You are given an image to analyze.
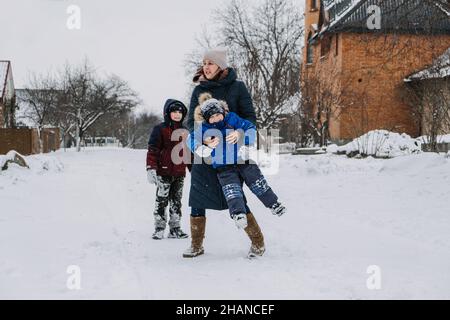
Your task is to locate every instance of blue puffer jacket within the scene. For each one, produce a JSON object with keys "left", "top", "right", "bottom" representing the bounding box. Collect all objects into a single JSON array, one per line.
[{"left": 187, "top": 112, "right": 256, "bottom": 169}]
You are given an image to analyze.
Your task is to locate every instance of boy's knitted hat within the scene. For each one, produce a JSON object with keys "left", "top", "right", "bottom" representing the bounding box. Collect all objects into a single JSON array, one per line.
[
  {"left": 168, "top": 101, "right": 185, "bottom": 114},
  {"left": 200, "top": 98, "right": 225, "bottom": 122}
]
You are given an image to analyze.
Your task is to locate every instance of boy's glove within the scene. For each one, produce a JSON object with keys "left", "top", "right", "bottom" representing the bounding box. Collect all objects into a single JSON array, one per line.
[
  {"left": 195, "top": 145, "right": 213, "bottom": 158},
  {"left": 147, "top": 169, "right": 159, "bottom": 185}
]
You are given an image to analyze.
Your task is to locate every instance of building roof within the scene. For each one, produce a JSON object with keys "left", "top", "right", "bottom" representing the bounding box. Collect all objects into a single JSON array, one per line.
[
  {"left": 405, "top": 47, "right": 450, "bottom": 81},
  {"left": 318, "top": 0, "right": 450, "bottom": 36},
  {"left": 0, "top": 61, "right": 10, "bottom": 100}
]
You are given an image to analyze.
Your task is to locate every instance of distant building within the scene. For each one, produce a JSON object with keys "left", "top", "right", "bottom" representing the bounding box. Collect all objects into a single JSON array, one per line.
[{"left": 83, "top": 137, "right": 122, "bottom": 148}]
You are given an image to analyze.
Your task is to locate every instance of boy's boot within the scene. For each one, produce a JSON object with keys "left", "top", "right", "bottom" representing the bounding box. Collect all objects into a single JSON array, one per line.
[
  {"left": 168, "top": 227, "right": 189, "bottom": 239},
  {"left": 183, "top": 216, "right": 206, "bottom": 258},
  {"left": 244, "top": 213, "right": 265, "bottom": 258},
  {"left": 152, "top": 228, "right": 165, "bottom": 240},
  {"left": 270, "top": 202, "right": 286, "bottom": 217}
]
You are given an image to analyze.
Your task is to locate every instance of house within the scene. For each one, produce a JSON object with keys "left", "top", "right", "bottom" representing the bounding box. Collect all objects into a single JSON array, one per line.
[
  {"left": 302, "top": 0, "right": 450, "bottom": 143},
  {"left": 0, "top": 63, "right": 61, "bottom": 155},
  {"left": 0, "top": 60, "right": 16, "bottom": 128}
]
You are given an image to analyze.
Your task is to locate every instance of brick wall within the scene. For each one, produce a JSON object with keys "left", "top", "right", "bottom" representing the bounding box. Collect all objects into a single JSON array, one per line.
[
  {"left": 338, "top": 33, "right": 450, "bottom": 140},
  {"left": 0, "top": 127, "right": 60, "bottom": 155},
  {"left": 301, "top": 0, "right": 450, "bottom": 142},
  {"left": 0, "top": 128, "right": 38, "bottom": 155}
]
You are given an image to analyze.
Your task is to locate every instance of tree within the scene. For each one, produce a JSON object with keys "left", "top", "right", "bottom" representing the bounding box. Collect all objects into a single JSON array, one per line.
[
  {"left": 19, "top": 72, "right": 61, "bottom": 152},
  {"left": 403, "top": 77, "right": 450, "bottom": 152},
  {"left": 186, "top": 0, "right": 304, "bottom": 130},
  {"left": 60, "top": 60, "right": 141, "bottom": 151},
  {"left": 86, "top": 110, "right": 160, "bottom": 149}
]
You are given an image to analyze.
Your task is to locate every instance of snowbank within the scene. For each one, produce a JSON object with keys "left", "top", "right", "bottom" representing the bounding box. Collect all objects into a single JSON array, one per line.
[
  {"left": 417, "top": 134, "right": 450, "bottom": 144},
  {"left": 2, "top": 148, "right": 450, "bottom": 299},
  {"left": 337, "top": 130, "right": 421, "bottom": 158},
  {"left": 0, "top": 152, "right": 64, "bottom": 186}
]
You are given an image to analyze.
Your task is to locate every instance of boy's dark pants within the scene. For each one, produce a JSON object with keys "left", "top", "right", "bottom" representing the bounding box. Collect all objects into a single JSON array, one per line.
[
  {"left": 154, "top": 176, "right": 184, "bottom": 230},
  {"left": 216, "top": 164, "right": 278, "bottom": 217}
]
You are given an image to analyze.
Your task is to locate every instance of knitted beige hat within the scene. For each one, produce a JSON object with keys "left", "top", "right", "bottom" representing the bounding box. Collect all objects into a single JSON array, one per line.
[{"left": 203, "top": 47, "right": 228, "bottom": 69}]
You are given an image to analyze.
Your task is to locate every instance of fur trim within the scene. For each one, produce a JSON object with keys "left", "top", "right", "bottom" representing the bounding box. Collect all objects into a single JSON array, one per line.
[
  {"left": 194, "top": 93, "right": 230, "bottom": 123},
  {"left": 194, "top": 105, "right": 204, "bottom": 122},
  {"left": 199, "top": 93, "right": 213, "bottom": 104}
]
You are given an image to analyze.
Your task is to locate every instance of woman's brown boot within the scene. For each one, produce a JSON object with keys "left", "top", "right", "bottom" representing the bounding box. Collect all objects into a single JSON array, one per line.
[
  {"left": 183, "top": 216, "right": 206, "bottom": 258},
  {"left": 244, "top": 213, "right": 265, "bottom": 258}
]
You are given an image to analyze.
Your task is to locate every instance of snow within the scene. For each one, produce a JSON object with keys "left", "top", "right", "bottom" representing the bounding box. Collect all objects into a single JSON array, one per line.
[
  {"left": 336, "top": 130, "right": 421, "bottom": 158},
  {"left": 1, "top": 147, "right": 450, "bottom": 299},
  {"left": 406, "top": 47, "right": 450, "bottom": 81},
  {"left": 323, "top": 0, "right": 364, "bottom": 32},
  {"left": 0, "top": 61, "right": 9, "bottom": 98},
  {"left": 417, "top": 134, "right": 450, "bottom": 144},
  {"left": 434, "top": 1, "right": 450, "bottom": 17}
]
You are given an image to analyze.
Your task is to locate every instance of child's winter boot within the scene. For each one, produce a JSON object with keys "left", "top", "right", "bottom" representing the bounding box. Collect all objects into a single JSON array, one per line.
[
  {"left": 168, "top": 227, "right": 189, "bottom": 239},
  {"left": 152, "top": 228, "right": 165, "bottom": 240},
  {"left": 270, "top": 202, "right": 286, "bottom": 217}
]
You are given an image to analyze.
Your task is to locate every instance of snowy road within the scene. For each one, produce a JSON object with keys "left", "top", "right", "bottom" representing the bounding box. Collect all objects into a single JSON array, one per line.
[{"left": 1, "top": 148, "right": 449, "bottom": 299}]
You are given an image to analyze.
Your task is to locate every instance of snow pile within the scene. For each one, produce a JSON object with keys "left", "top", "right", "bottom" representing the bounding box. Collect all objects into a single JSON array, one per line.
[
  {"left": 32, "top": 155, "right": 64, "bottom": 173},
  {"left": 406, "top": 47, "right": 450, "bottom": 81},
  {"left": 0, "top": 151, "right": 20, "bottom": 169},
  {"left": 281, "top": 152, "right": 383, "bottom": 176},
  {"left": 337, "top": 130, "right": 422, "bottom": 158},
  {"left": 379, "top": 152, "right": 449, "bottom": 174},
  {"left": 0, "top": 152, "right": 64, "bottom": 182},
  {"left": 2, "top": 148, "right": 450, "bottom": 299},
  {"left": 326, "top": 144, "right": 339, "bottom": 154},
  {"left": 417, "top": 134, "right": 450, "bottom": 144}
]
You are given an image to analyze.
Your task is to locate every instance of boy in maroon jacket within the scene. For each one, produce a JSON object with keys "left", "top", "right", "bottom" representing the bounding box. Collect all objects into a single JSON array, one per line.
[{"left": 146, "top": 99, "right": 189, "bottom": 240}]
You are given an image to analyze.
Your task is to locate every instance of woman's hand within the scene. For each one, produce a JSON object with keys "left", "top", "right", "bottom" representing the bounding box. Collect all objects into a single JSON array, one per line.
[
  {"left": 204, "top": 137, "right": 220, "bottom": 149},
  {"left": 226, "top": 131, "right": 241, "bottom": 145}
]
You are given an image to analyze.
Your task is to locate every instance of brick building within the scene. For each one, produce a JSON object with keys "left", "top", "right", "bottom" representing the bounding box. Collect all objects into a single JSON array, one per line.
[{"left": 302, "top": 0, "right": 450, "bottom": 143}]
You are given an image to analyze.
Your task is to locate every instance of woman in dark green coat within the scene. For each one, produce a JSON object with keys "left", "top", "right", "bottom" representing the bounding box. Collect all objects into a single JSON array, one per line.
[{"left": 183, "top": 48, "right": 266, "bottom": 259}]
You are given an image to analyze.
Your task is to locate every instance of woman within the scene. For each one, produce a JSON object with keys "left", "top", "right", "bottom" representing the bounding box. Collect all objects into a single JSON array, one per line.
[{"left": 183, "top": 48, "right": 265, "bottom": 259}]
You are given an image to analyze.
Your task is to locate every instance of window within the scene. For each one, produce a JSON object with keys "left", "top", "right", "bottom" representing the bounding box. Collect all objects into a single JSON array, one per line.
[
  {"left": 321, "top": 36, "right": 332, "bottom": 57},
  {"left": 307, "top": 33, "right": 314, "bottom": 64},
  {"left": 311, "top": 0, "right": 318, "bottom": 10}
]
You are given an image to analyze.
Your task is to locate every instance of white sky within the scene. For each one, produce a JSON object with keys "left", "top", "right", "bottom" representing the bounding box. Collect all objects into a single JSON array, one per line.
[{"left": 1, "top": 0, "right": 304, "bottom": 115}]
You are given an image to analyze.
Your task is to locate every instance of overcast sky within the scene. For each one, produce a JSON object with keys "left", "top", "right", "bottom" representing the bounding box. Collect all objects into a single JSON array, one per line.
[{"left": 2, "top": 0, "right": 304, "bottom": 115}]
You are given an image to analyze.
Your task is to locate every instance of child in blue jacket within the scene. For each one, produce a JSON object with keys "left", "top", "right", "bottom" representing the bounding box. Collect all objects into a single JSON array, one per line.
[{"left": 187, "top": 93, "right": 286, "bottom": 229}]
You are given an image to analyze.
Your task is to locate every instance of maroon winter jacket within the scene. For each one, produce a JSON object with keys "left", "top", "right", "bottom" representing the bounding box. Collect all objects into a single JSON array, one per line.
[{"left": 146, "top": 99, "right": 189, "bottom": 177}]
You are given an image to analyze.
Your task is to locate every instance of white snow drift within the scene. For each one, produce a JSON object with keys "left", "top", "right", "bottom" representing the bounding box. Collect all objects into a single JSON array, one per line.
[{"left": 1, "top": 147, "right": 450, "bottom": 299}]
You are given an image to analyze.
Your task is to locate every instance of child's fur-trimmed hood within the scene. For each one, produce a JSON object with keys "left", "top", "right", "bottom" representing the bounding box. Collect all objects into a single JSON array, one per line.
[{"left": 194, "top": 93, "right": 229, "bottom": 123}]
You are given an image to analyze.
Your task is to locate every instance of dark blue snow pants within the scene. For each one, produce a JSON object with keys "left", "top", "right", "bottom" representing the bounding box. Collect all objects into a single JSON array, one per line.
[{"left": 216, "top": 164, "right": 278, "bottom": 218}]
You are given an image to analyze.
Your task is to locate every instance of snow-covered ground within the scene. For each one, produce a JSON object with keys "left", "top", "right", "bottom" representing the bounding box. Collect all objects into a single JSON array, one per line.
[{"left": 1, "top": 148, "right": 450, "bottom": 299}]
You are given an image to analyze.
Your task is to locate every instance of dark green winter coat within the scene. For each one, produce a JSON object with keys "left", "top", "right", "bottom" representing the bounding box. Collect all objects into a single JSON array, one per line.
[{"left": 187, "top": 67, "right": 257, "bottom": 210}]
